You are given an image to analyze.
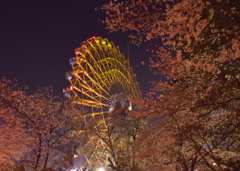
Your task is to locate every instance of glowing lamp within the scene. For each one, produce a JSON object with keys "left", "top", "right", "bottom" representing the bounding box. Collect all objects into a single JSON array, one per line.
[
  {"left": 63, "top": 88, "right": 71, "bottom": 97},
  {"left": 97, "top": 168, "right": 105, "bottom": 171},
  {"left": 95, "top": 39, "right": 100, "bottom": 43},
  {"left": 66, "top": 72, "right": 73, "bottom": 80},
  {"left": 75, "top": 50, "right": 80, "bottom": 55},
  {"left": 81, "top": 44, "right": 87, "bottom": 48},
  {"left": 69, "top": 58, "right": 76, "bottom": 66}
]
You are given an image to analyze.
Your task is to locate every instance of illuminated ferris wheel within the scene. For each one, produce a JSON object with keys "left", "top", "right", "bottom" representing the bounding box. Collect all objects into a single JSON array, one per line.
[{"left": 63, "top": 36, "right": 141, "bottom": 168}]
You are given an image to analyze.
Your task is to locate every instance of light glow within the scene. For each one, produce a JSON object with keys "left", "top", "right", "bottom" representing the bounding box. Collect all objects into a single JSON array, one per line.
[
  {"left": 128, "top": 100, "right": 132, "bottom": 110},
  {"left": 102, "top": 40, "right": 106, "bottom": 44},
  {"left": 97, "top": 168, "right": 105, "bottom": 171}
]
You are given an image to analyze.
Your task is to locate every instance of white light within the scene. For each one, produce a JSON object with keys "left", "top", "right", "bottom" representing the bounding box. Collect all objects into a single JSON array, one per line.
[
  {"left": 109, "top": 107, "right": 114, "bottom": 112},
  {"left": 97, "top": 168, "right": 105, "bottom": 171},
  {"left": 128, "top": 101, "right": 132, "bottom": 110}
]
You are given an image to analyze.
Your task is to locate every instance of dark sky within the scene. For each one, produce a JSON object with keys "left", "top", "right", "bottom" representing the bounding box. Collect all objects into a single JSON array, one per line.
[{"left": 0, "top": 0, "right": 153, "bottom": 97}]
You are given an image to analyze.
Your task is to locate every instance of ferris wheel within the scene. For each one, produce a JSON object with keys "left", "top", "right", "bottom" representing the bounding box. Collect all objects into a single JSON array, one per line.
[{"left": 63, "top": 36, "right": 141, "bottom": 168}]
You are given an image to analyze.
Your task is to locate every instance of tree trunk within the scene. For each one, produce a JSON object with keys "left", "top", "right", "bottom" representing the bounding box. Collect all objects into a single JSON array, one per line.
[{"left": 34, "top": 133, "right": 42, "bottom": 169}]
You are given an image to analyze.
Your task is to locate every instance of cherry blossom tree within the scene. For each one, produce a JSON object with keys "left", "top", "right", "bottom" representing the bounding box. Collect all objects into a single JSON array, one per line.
[
  {"left": 101, "top": 0, "right": 240, "bottom": 170},
  {"left": 0, "top": 78, "right": 31, "bottom": 170},
  {"left": 0, "top": 78, "right": 76, "bottom": 170}
]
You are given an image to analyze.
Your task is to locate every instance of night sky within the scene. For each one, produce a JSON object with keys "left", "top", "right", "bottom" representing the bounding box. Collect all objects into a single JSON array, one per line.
[{"left": 0, "top": 0, "right": 153, "bottom": 97}]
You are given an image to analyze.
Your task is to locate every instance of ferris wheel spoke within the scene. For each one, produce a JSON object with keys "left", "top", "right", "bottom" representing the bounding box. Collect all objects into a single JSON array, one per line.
[
  {"left": 73, "top": 100, "right": 107, "bottom": 108},
  {"left": 77, "top": 62, "right": 111, "bottom": 95},
  {"left": 73, "top": 73, "right": 109, "bottom": 99},
  {"left": 95, "top": 58, "right": 130, "bottom": 76}
]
